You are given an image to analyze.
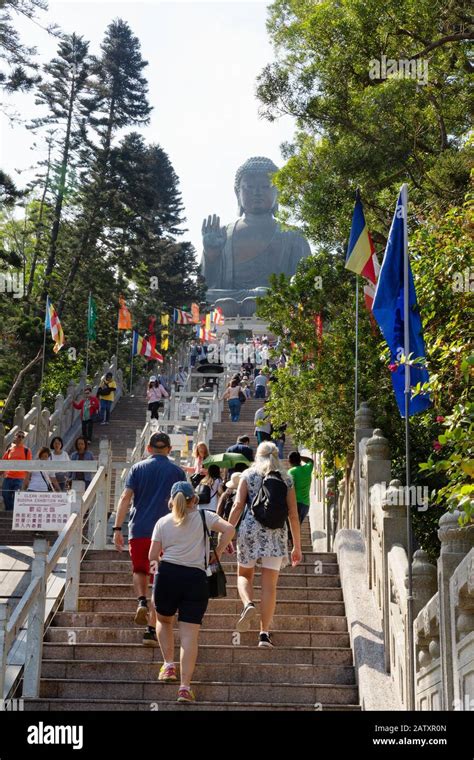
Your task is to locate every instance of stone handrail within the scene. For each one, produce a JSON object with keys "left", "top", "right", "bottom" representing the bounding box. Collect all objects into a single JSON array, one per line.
[
  {"left": 0, "top": 355, "right": 123, "bottom": 457},
  {"left": 0, "top": 439, "right": 110, "bottom": 699},
  {"left": 333, "top": 401, "right": 473, "bottom": 711}
]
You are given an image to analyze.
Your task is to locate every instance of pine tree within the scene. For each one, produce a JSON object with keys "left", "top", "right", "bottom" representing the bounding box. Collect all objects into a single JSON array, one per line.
[
  {"left": 27, "top": 33, "right": 94, "bottom": 302},
  {"left": 0, "top": 0, "right": 46, "bottom": 92},
  {"left": 56, "top": 19, "right": 152, "bottom": 314}
]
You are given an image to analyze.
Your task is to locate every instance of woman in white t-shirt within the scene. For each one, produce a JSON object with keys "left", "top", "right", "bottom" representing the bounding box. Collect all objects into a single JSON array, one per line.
[
  {"left": 49, "top": 436, "right": 70, "bottom": 491},
  {"left": 149, "top": 481, "right": 234, "bottom": 704},
  {"left": 22, "top": 447, "right": 60, "bottom": 493}
]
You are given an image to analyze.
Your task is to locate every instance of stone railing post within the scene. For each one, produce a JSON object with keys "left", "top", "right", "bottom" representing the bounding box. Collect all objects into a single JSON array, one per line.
[
  {"left": 437, "top": 511, "right": 474, "bottom": 710},
  {"left": 372, "top": 479, "right": 410, "bottom": 671},
  {"left": 23, "top": 537, "right": 48, "bottom": 698},
  {"left": 13, "top": 403, "right": 25, "bottom": 432},
  {"left": 411, "top": 550, "right": 438, "bottom": 707},
  {"left": 63, "top": 481, "right": 85, "bottom": 611},
  {"left": 0, "top": 601, "right": 8, "bottom": 698},
  {"left": 30, "top": 393, "right": 41, "bottom": 448},
  {"left": 37, "top": 408, "right": 50, "bottom": 449},
  {"left": 451, "top": 548, "right": 474, "bottom": 711},
  {"left": 0, "top": 421, "right": 5, "bottom": 457},
  {"left": 91, "top": 439, "right": 109, "bottom": 550},
  {"left": 364, "top": 429, "right": 390, "bottom": 589},
  {"left": 354, "top": 402, "right": 374, "bottom": 530},
  {"left": 54, "top": 393, "right": 64, "bottom": 436}
]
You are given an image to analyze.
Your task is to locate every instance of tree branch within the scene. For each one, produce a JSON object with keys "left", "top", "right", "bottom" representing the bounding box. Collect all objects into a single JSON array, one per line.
[
  {"left": 1, "top": 347, "right": 43, "bottom": 419},
  {"left": 413, "top": 33, "right": 474, "bottom": 59}
]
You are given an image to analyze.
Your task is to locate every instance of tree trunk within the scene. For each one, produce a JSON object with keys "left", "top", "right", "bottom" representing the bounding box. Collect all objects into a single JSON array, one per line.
[{"left": 41, "top": 71, "right": 76, "bottom": 304}]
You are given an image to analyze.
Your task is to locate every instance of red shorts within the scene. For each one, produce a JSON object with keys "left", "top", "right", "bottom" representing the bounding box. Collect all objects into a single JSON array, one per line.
[{"left": 128, "top": 537, "right": 152, "bottom": 575}]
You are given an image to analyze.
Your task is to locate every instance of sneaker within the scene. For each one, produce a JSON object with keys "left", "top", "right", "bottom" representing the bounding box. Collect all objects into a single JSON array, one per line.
[
  {"left": 158, "top": 663, "right": 177, "bottom": 681},
  {"left": 177, "top": 687, "right": 195, "bottom": 703},
  {"left": 258, "top": 632, "right": 274, "bottom": 648},
  {"left": 134, "top": 602, "right": 149, "bottom": 626},
  {"left": 236, "top": 602, "right": 257, "bottom": 633},
  {"left": 100, "top": 422, "right": 107, "bottom": 426},
  {"left": 142, "top": 630, "right": 159, "bottom": 647}
]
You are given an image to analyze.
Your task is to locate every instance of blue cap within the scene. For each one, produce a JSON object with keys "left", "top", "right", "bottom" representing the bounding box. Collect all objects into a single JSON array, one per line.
[{"left": 171, "top": 481, "right": 195, "bottom": 499}]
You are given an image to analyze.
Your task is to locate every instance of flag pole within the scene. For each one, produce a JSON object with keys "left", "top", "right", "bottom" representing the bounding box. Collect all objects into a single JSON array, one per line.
[
  {"left": 129, "top": 331, "right": 134, "bottom": 394},
  {"left": 85, "top": 291, "right": 91, "bottom": 380},
  {"left": 402, "top": 182, "right": 415, "bottom": 710},
  {"left": 39, "top": 296, "right": 49, "bottom": 403},
  {"left": 354, "top": 277, "right": 359, "bottom": 416}
]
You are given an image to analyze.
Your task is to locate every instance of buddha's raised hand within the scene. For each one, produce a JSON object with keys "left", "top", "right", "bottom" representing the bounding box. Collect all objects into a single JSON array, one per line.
[{"left": 202, "top": 214, "right": 227, "bottom": 251}]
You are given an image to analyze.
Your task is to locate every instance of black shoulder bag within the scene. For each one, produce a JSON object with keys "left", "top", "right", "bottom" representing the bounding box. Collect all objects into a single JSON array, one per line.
[{"left": 199, "top": 510, "right": 227, "bottom": 598}]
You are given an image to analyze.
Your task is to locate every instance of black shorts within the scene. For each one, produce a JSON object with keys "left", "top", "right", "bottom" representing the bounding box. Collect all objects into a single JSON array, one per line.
[{"left": 152, "top": 561, "right": 209, "bottom": 625}]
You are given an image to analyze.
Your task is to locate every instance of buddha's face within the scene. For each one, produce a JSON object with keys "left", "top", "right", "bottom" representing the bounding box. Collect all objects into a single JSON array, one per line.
[{"left": 238, "top": 171, "right": 277, "bottom": 215}]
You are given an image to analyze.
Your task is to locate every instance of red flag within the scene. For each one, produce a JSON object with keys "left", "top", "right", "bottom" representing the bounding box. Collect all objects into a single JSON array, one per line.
[{"left": 148, "top": 316, "right": 157, "bottom": 350}]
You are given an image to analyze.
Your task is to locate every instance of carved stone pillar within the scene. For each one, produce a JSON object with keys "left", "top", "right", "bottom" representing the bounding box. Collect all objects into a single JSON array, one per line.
[
  {"left": 365, "top": 429, "right": 390, "bottom": 589},
  {"left": 437, "top": 511, "right": 474, "bottom": 710},
  {"left": 354, "top": 402, "right": 374, "bottom": 530}
]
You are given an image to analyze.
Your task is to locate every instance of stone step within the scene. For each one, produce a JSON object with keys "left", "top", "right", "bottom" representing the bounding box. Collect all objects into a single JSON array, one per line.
[
  {"left": 53, "top": 611, "right": 348, "bottom": 632},
  {"left": 24, "top": 697, "right": 361, "bottom": 712},
  {"left": 42, "top": 642, "right": 354, "bottom": 667},
  {"left": 80, "top": 560, "right": 340, "bottom": 576},
  {"left": 82, "top": 550, "right": 337, "bottom": 563},
  {"left": 76, "top": 597, "right": 346, "bottom": 616},
  {"left": 38, "top": 677, "right": 359, "bottom": 705},
  {"left": 77, "top": 583, "right": 344, "bottom": 602},
  {"left": 40, "top": 659, "right": 356, "bottom": 685},
  {"left": 45, "top": 626, "right": 351, "bottom": 648},
  {"left": 78, "top": 570, "right": 340, "bottom": 588}
]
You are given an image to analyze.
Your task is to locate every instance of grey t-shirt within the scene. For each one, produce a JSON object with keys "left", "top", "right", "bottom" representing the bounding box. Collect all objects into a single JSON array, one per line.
[{"left": 151, "top": 509, "right": 220, "bottom": 572}]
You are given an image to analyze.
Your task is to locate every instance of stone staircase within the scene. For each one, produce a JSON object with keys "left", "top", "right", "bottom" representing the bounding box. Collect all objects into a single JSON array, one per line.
[
  {"left": 22, "top": 517, "right": 359, "bottom": 711},
  {"left": 88, "top": 391, "right": 149, "bottom": 512},
  {"left": 211, "top": 398, "right": 293, "bottom": 458}
]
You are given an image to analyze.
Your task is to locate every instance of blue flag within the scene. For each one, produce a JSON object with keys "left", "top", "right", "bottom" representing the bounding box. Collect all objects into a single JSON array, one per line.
[{"left": 372, "top": 188, "right": 431, "bottom": 417}]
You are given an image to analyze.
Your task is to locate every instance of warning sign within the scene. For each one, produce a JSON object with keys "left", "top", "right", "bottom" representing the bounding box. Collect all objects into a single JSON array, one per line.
[{"left": 13, "top": 492, "right": 71, "bottom": 532}]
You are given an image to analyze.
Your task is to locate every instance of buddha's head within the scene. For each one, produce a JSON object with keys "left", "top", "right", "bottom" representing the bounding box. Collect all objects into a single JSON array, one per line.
[{"left": 234, "top": 156, "right": 279, "bottom": 216}]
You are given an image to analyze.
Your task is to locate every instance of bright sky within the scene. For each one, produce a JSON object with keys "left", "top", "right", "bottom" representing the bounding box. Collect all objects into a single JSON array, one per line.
[{"left": 0, "top": 0, "right": 296, "bottom": 260}]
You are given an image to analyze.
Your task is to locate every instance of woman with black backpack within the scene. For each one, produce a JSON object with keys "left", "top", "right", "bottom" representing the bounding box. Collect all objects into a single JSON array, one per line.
[{"left": 227, "top": 441, "right": 302, "bottom": 648}]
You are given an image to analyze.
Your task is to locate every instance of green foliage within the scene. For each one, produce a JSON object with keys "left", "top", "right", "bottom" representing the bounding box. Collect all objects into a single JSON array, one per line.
[{"left": 258, "top": 0, "right": 473, "bottom": 248}]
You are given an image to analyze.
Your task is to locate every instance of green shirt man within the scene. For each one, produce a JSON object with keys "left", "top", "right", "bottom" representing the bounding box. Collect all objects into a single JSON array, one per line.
[{"left": 288, "top": 452, "right": 314, "bottom": 524}]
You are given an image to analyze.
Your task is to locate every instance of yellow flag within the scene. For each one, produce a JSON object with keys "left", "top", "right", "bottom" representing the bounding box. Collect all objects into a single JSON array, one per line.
[
  {"left": 205, "top": 313, "right": 211, "bottom": 331},
  {"left": 161, "top": 335, "right": 169, "bottom": 351},
  {"left": 161, "top": 313, "right": 169, "bottom": 327}
]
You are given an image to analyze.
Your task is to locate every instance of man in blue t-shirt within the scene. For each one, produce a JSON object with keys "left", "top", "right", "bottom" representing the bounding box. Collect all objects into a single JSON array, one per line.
[{"left": 113, "top": 432, "right": 185, "bottom": 645}]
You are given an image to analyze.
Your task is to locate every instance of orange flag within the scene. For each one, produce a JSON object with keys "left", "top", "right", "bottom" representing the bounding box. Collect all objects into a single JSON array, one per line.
[{"left": 118, "top": 296, "right": 132, "bottom": 330}]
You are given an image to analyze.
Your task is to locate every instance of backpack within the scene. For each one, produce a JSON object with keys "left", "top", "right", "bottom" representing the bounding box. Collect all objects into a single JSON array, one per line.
[
  {"left": 223, "top": 490, "right": 236, "bottom": 521},
  {"left": 251, "top": 471, "right": 288, "bottom": 529},
  {"left": 196, "top": 482, "right": 212, "bottom": 505}
]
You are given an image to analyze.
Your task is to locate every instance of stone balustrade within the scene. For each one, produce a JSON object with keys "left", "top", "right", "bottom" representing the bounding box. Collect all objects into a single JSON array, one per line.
[
  {"left": 335, "top": 401, "right": 474, "bottom": 711},
  {"left": 0, "top": 355, "right": 123, "bottom": 456}
]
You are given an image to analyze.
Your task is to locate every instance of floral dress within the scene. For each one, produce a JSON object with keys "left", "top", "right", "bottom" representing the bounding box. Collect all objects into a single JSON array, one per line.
[{"left": 237, "top": 468, "right": 293, "bottom": 569}]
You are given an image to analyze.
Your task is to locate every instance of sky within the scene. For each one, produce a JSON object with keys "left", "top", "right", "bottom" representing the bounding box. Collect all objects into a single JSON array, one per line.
[{"left": 0, "top": 0, "right": 297, "bottom": 260}]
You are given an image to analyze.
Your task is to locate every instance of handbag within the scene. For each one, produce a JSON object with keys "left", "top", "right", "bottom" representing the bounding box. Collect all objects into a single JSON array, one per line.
[
  {"left": 238, "top": 390, "right": 246, "bottom": 404},
  {"left": 199, "top": 510, "right": 227, "bottom": 598}
]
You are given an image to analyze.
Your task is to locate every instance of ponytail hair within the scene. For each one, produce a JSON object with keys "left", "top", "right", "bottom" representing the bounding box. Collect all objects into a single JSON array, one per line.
[{"left": 169, "top": 492, "right": 194, "bottom": 526}]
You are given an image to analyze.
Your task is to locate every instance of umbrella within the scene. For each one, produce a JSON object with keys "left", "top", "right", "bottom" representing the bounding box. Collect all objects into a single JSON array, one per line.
[{"left": 202, "top": 452, "right": 251, "bottom": 469}]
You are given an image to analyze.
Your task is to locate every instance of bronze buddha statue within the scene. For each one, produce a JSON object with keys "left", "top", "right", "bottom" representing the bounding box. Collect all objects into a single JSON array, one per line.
[{"left": 201, "top": 156, "right": 311, "bottom": 317}]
